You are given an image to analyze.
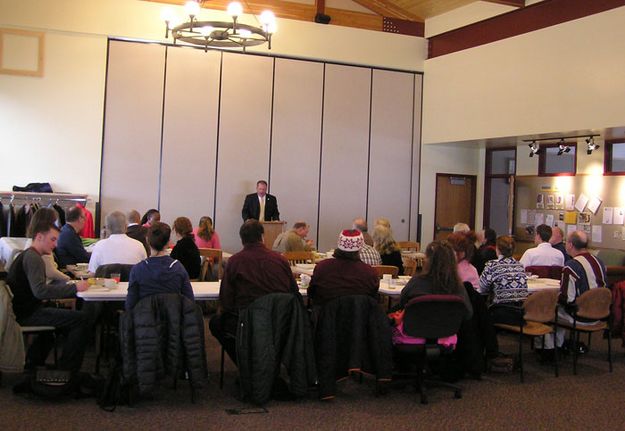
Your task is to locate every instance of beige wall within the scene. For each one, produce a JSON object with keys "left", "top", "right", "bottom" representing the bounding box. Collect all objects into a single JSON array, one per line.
[
  {"left": 0, "top": 0, "right": 425, "bottom": 204},
  {"left": 422, "top": 6, "right": 625, "bottom": 145}
]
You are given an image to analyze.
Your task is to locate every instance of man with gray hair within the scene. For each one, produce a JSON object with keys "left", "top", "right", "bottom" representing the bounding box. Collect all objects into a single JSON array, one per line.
[
  {"left": 352, "top": 217, "right": 374, "bottom": 246},
  {"left": 87, "top": 211, "right": 147, "bottom": 273},
  {"left": 272, "top": 221, "right": 314, "bottom": 252}
]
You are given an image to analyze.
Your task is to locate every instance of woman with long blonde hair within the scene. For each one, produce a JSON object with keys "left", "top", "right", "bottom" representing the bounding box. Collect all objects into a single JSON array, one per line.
[{"left": 372, "top": 224, "right": 404, "bottom": 275}]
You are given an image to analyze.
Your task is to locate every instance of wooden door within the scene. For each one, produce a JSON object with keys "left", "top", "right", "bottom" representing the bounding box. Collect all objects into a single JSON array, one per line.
[{"left": 434, "top": 174, "right": 476, "bottom": 241}]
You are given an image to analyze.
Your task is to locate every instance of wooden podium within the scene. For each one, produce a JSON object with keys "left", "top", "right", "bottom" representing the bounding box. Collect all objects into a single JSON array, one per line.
[{"left": 261, "top": 221, "right": 286, "bottom": 250}]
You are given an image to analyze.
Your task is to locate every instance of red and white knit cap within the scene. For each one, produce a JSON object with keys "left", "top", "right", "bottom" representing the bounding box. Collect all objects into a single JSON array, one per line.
[{"left": 337, "top": 229, "right": 364, "bottom": 252}]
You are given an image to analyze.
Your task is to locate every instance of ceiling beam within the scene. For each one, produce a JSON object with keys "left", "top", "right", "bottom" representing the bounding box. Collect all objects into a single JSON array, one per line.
[
  {"left": 483, "top": 0, "right": 525, "bottom": 7},
  {"left": 350, "top": 0, "right": 423, "bottom": 21}
]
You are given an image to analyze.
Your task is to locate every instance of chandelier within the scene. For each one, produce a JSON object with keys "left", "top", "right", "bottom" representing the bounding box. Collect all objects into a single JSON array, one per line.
[{"left": 160, "top": 1, "right": 277, "bottom": 52}]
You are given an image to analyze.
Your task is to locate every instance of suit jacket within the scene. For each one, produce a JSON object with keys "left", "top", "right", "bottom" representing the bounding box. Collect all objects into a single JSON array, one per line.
[
  {"left": 241, "top": 193, "right": 280, "bottom": 222},
  {"left": 126, "top": 224, "right": 150, "bottom": 256}
]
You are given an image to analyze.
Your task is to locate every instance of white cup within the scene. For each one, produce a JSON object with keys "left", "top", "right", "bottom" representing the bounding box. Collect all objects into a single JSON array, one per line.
[
  {"left": 382, "top": 274, "right": 392, "bottom": 282},
  {"left": 300, "top": 274, "right": 311, "bottom": 288}
]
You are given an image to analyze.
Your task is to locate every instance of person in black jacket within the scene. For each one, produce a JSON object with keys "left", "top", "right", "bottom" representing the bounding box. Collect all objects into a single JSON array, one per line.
[
  {"left": 241, "top": 180, "right": 280, "bottom": 222},
  {"left": 170, "top": 217, "right": 201, "bottom": 280},
  {"left": 372, "top": 224, "right": 404, "bottom": 275},
  {"left": 56, "top": 206, "right": 90, "bottom": 268}
]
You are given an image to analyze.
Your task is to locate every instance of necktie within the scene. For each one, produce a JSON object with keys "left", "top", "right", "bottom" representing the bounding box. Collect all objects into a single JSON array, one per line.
[{"left": 259, "top": 196, "right": 265, "bottom": 221}]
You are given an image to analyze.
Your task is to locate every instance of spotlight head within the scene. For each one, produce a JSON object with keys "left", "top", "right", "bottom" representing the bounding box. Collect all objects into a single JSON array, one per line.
[
  {"left": 557, "top": 144, "right": 565, "bottom": 156},
  {"left": 586, "top": 137, "right": 599, "bottom": 154},
  {"left": 528, "top": 141, "right": 539, "bottom": 157}
]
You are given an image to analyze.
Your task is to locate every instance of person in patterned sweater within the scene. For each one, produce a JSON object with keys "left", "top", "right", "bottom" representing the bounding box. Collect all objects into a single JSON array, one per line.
[{"left": 478, "top": 235, "right": 528, "bottom": 358}]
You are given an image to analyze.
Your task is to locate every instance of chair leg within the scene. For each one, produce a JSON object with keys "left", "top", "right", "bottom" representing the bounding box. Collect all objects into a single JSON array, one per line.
[
  {"left": 607, "top": 323, "right": 613, "bottom": 373},
  {"left": 572, "top": 326, "right": 579, "bottom": 376},
  {"left": 220, "top": 345, "right": 225, "bottom": 389},
  {"left": 53, "top": 332, "right": 58, "bottom": 367},
  {"left": 518, "top": 328, "right": 524, "bottom": 383},
  {"left": 587, "top": 332, "right": 592, "bottom": 350}
]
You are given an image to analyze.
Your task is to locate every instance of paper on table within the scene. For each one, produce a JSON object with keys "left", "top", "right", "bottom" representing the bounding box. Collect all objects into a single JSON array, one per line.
[
  {"left": 592, "top": 225, "right": 602, "bottom": 243},
  {"left": 603, "top": 207, "right": 614, "bottom": 224},
  {"left": 575, "top": 194, "right": 589, "bottom": 212},
  {"left": 545, "top": 214, "right": 554, "bottom": 227},
  {"left": 520, "top": 209, "right": 528, "bottom": 224},
  {"left": 587, "top": 196, "right": 602, "bottom": 215},
  {"left": 614, "top": 207, "right": 625, "bottom": 225}
]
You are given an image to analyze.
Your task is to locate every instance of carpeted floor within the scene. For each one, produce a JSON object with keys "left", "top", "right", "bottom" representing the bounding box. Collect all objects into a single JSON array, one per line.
[{"left": 1, "top": 330, "right": 624, "bottom": 431}]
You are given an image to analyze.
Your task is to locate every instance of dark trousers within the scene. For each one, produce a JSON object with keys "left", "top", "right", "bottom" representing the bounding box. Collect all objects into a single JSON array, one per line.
[
  {"left": 209, "top": 312, "right": 238, "bottom": 365},
  {"left": 19, "top": 307, "right": 89, "bottom": 372}
]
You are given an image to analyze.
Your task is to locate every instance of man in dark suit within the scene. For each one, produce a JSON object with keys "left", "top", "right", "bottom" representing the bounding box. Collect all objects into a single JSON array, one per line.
[
  {"left": 241, "top": 180, "right": 280, "bottom": 222},
  {"left": 126, "top": 209, "right": 150, "bottom": 256}
]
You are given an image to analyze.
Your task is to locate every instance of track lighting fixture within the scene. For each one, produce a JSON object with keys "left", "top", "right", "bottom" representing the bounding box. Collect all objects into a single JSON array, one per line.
[
  {"left": 529, "top": 141, "right": 539, "bottom": 158},
  {"left": 557, "top": 139, "right": 571, "bottom": 156},
  {"left": 586, "top": 137, "right": 600, "bottom": 155},
  {"left": 523, "top": 134, "right": 600, "bottom": 157}
]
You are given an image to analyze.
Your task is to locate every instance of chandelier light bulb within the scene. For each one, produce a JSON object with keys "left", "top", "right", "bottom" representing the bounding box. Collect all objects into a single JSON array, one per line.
[
  {"left": 260, "top": 10, "right": 276, "bottom": 28},
  {"left": 185, "top": 1, "right": 201, "bottom": 17},
  {"left": 227, "top": 2, "right": 243, "bottom": 18},
  {"left": 160, "top": 7, "right": 175, "bottom": 23},
  {"left": 238, "top": 29, "right": 252, "bottom": 38},
  {"left": 200, "top": 26, "right": 214, "bottom": 37}
]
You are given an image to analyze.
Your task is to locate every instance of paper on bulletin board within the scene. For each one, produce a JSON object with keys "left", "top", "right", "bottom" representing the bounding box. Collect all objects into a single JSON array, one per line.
[
  {"left": 603, "top": 207, "right": 613, "bottom": 224},
  {"left": 614, "top": 208, "right": 625, "bottom": 225},
  {"left": 545, "top": 214, "right": 554, "bottom": 227},
  {"left": 564, "top": 212, "right": 577, "bottom": 224},
  {"left": 566, "top": 225, "right": 576, "bottom": 237},
  {"left": 527, "top": 210, "right": 536, "bottom": 225},
  {"left": 536, "top": 193, "right": 544, "bottom": 209},
  {"left": 535, "top": 212, "right": 545, "bottom": 226},
  {"left": 575, "top": 194, "right": 589, "bottom": 212},
  {"left": 546, "top": 194, "right": 555, "bottom": 209},
  {"left": 592, "top": 225, "right": 602, "bottom": 243},
  {"left": 565, "top": 194, "right": 576, "bottom": 211},
  {"left": 587, "top": 196, "right": 602, "bottom": 215},
  {"left": 555, "top": 195, "right": 564, "bottom": 209},
  {"left": 520, "top": 209, "right": 528, "bottom": 224}
]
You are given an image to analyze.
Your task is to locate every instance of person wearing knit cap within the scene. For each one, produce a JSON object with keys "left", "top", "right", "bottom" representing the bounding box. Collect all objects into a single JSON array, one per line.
[{"left": 308, "top": 229, "right": 379, "bottom": 306}]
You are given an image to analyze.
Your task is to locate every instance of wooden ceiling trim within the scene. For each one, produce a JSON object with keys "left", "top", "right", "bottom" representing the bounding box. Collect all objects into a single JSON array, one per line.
[
  {"left": 428, "top": 0, "right": 625, "bottom": 58},
  {"left": 483, "top": 0, "right": 524, "bottom": 6},
  {"left": 145, "top": 0, "right": 424, "bottom": 36},
  {"left": 350, "top": 0, "right": 423, "bottom": 21}
]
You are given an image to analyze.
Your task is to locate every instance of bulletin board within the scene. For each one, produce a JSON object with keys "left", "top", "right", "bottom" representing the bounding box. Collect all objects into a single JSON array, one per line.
[{"left": 514, "top": 175, "right": 625, "bottom": 249}]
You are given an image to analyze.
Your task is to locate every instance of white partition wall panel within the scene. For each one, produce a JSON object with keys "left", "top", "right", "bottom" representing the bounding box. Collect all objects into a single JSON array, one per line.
[
  {"left": 101, "top": 41, "right": 165, "bottom": 226},
  {"left": 215, "top": 53, "right": 274, "bottom": 252},
  {"left": 410, "top": 74, "right": 423, "bottom": 242},
  {"left": 318, "top": 64, "right": 371, "bottom": 251},
  {"left": 270, "top": 59, "right": 323, "bottom": 241},
  {"left": 159, "top": 47, "right": 221, "bottom": 227},
  {"left": 368, "top": 70, "right": 415, "bottom": 242}
]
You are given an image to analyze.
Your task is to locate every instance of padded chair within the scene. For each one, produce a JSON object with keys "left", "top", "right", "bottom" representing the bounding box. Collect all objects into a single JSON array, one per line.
[
  {"left": 283, "top": 251, "right": 315, "bottom": 266},
  {"left": 525, "top": 265, "right": 563, "bottom": 280},
  {"left": 198, "top": 248, "right": 223, "bottom": 281},
  {"left": 394, "top": 294, "right": 467, "bottom": 404},
  {"left": 398, "top": 241, "right": 420, "bottom": 252},
  {"left": 402, "top": 258, "right": 417, "bottom": 277},
  {"left": 372, "top": 265, "right": 399, "bottom": 279},
  {"left": 94, "top": 263, "right": 134, "bottom": 281},
  {"left": 557, "top": 288, "right": 612, "bottom": 375},
  {"left": 494, "top": 289, "right": 559, "bottom": 382}
]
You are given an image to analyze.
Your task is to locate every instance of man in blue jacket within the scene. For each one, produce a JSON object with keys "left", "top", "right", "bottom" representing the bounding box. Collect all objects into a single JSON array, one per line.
[{"left": 56, "top": 206, "right": 90, "bottom": 268}]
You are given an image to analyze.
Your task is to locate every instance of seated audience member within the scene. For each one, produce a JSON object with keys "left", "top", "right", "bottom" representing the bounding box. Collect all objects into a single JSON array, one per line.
[
  {"left": 88, "top": 211, "right": 147, "bottom": 273},
  {"left": 272, "top": 221, "right": 314, "bottom": 252},
  {"left": 27, "top": 207, "right": 70, "bottom": 283},
  {"left": 140, "top": 209, "right": 160, "bottom": 228},
  {"left": 447, "top": 231, "right": 480, "bottom": 291},
  {"left": 375, "top": 217, "right": 392, "bottom": 231},
  {"left": 479, "top": 235, "right": 528, "bottom": 324},
  {"left": 519, "top": 224, "right": 564, "bottom": 268},
  {"left": 472, "top": 228, "right": 497, "bottom": 275},
  {"left": 308, "top": 230, "right": 379, "bottom": 305},
  {"left": 209, "top": 220, "right": 298, "bottom": 363},
  {"left": 171, "top": 217, "right": 201, "bottom": 279},
  {"left": 398, "top": 240, "right": 472, "bottom": 315},
  {"left": 353, "top": 219, "right": 381, "bottom": 265},
  {"left": 538, "top": 231, "right": 607, "bottom": 356},
  {"left": 372, "top": 225, "right": 404, "bottom": 275},
  {"left": 453, "top": 223, "right": 470, "bottom": 233},
  {"left": 126, "top": 222, "right": 194, "bottom": 310},
  {"left": 549, "top": 226, "right": 571, "bottom": 262},
  {"left": 193, "top": 216, "right": 222, "bottom": 249},
  {"left": 126, "top": 209, "right": 150, "bottom": 256},
  {"left": 7, "top": 220, "right": 89, "bottom": 371},
  {"left": 56, "top": 206, "right": 91, "bottom": 268},
  {"left": 353, "top": 217, "right": 374, "bottom": 246}
]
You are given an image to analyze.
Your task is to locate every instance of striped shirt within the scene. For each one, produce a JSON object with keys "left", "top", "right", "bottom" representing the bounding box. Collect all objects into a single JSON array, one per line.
[
  {"left": 560, "top": 252, "right": 607, "bottom": 304},
  {"left": 359, "top": 244, "right": 382, "bottom": 266},
  {"left": 479, "top": 257, "right": 528, "bottom": 304}
]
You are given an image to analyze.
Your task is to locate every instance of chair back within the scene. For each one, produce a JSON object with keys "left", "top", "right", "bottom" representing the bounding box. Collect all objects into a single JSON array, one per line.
[
  {"left": 94, "top": 263, "right": 134, "bottom": 281},
  {"left": 525, "top": 265, "right": 562, "bottom": 280},
  {"left": 575, "top": 288, "right": 612, "bottom": 320},
  {"left": 198, "top": 248, "right": 223, "bottom": 280},
  {"left": 398, "top": 241, "right": 420, "bottom": 252},
  {"left": 402, "top": 294, "right": 466, "bottom": 339},
  {"left": 372, "top": 265, "right": 399, "bottom": 279},
  {"left": 523, "top": 289, "right": 558, "bottom": 323},
  {"left": 403, "top": 258, "right": 417, "bottom": 277},
  {"left": 283, "top": 251, "right": 314, "bottom": 265}
]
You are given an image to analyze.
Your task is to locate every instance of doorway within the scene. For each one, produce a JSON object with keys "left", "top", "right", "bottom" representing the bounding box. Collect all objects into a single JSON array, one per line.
[{"left": 434, "top": 174, "right": 476, "bottom": 241}]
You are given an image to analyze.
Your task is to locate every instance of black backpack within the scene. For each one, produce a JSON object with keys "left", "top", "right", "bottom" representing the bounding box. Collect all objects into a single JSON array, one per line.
[{"left": 97, "top": 355, "right": 136, "bottom": 411}]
